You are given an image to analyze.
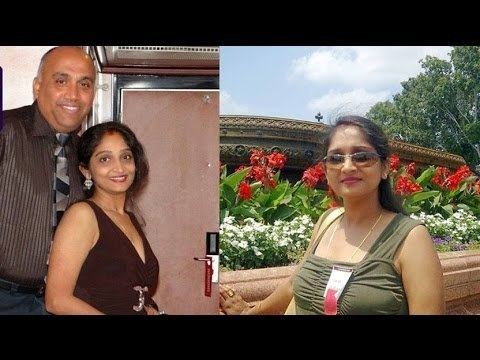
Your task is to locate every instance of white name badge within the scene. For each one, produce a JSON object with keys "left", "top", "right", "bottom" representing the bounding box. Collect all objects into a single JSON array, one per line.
[{"left": 324, "top": 265, "right": 353, "bottom": 300}]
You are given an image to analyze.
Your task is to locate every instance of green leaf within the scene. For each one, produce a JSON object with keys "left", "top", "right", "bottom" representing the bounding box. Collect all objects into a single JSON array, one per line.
[
  {"left": 254, "top": 192, "right": 270, "bottom": 207},
  {"left": 457, "top": 203, "right": 471, "bottom": 211},
  {"left": 441, "top": 204, "right": 454, "bottom": 215},
  {"left": 230, "top": 206, "right": 259, "bottom": 219},
  {"left": 274, "top": 171, "right": 281, "bottom": 182},
  {"left": 279, "top": 192, "right": 293, "bottom": 205},
  {"left": 404, "top": 190, "right": 439, "bottom": 205},
  {"left": 267, "top": 182, "right": 289, "bottom": 207},
  {"left": 404, "top": 204, "right": 421, "bottom": 214},
  {"left": 296, "top": 194, "right": 309, "bottom": 209},
  {"left": 292, "top": 180, "right": 302, "bottom": 188},
  {"left": 220, "top": 164, "right": 227, "bottom": 180},
  {"left": 416, "top": 166, "right": 436, "bottom": 185},
  {"left": 270, "top": 205, "right": 298, "bottom": 221},
  {"left": 250, "top": 181, "right": 262, "bottom": 192},
  {"left": 319, "top": 196, "right": 332, "bottom": 208},
  {"left": 458, "top": 181, "right": 469, "bottom": 193},
  {"left": 220, "top": 183, "right": 237, "bottom": 207},
  {"left": 447, "top": 184, "right": 466, "bottom": 201},
  {"left": 222, "top": 167, "right": 250, "bottom": 189},
  {"left": 220, "top": 208, "right": 228, "bottom": 222}
]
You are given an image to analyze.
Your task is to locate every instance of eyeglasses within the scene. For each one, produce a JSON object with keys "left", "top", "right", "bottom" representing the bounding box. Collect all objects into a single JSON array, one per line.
[{"left": 323, "top": 152, "right": 382, "bottom": 169}]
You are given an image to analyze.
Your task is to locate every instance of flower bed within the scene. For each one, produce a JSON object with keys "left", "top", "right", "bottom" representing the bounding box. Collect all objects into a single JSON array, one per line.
[
  {"left": 221, "top": 210, "right": 480, "bottom": 270},
  {"left": 411, "top": 210, "right": 480, "bottom": 252},
  {"left": 220, "top": 149, "right": 480, "bottom": 270},
  {"left": 220, "top": 215, "right": 313, "bottom": 271}
]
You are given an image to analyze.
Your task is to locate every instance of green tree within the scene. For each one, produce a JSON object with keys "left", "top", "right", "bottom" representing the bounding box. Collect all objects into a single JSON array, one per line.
[{"left": 367, "top": 47, "right": 480, "bottom": 169}]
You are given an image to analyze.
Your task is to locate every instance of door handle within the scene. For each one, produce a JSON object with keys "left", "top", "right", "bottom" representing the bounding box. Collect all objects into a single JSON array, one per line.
[
  {"left": 193, "top": 257, "right": 211, "bottom": 262},
  {"left": 194, "top": 257, "right": 212, "bottom": 297}
]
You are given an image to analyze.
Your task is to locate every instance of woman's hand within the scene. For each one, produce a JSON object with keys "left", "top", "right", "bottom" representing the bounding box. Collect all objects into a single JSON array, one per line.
[
  {"left": 219, "top": 285, "right": 252, "bottom": 315},
  {"left": 145, "top": 305, "right": 159, "bottom": 315},
  {"left": 145, "top": 305, "right": 166, "bottom": 315}
]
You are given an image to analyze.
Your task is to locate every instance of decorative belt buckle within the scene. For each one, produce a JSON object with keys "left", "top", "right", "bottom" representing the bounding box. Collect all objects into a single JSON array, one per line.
[{"left": 133, "top": 285, "right": 149, "bottom": 312}]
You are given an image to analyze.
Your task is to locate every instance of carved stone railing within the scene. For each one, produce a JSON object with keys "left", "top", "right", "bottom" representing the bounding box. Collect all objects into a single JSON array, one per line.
[
  {"left": 220, "top": 250, "right": 480, "bottom": 315},
  {"left": 220, "top": 115, "right": 327, "bottom": 171},
  {"left": 220, "top": 115, "right": 466, "bottom": 176},
  {"left": 389, "top": 139, "right": 466, "bottom": 171}
]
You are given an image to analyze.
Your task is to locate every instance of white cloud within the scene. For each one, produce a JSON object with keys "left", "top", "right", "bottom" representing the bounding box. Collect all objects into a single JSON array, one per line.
[
  {"left": 289, "top": 46, "right": 452, "bottom": 92},
  {"left": 220, "top": 90, "right": 250, "bottom": 114},
  {"left": 308, "top": 88, "right": 391, "bottom": 122}
]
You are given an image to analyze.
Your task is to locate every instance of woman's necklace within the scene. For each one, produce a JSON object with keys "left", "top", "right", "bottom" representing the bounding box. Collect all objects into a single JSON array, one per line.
[
  {"left": 106, "top": 210, "right": 128, "bottom": 233},
  {"left": 93, "top": 200, "right": 128, "bottom": 233},
  {"left": 326, "top": 212, "right": 384, "bottom": 262}
]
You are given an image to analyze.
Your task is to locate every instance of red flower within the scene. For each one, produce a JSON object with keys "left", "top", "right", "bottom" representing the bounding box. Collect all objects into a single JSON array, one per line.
[
  {"left": 301, "top": 163, "right": 325, "bottom": 189},
  {"left": 431, "top": 167, "right": 451, "bottom": 189},
  {"left": 267, "top": 152, "right": 287, "bottom": 170},
  {"left": 248, "top": 165, "right": 277, "bottom": 189},
  {"left": 250, "top": 149, "right": 266, "bottom": 166},
  {"left": 249, "top": 165, "right": 267, "bottom": 182},
  {"left": 406, "top": 162, "right": 416, "bottom": 177},
  {"left": 394, "top": 175, "right": 422, "bottom": 196},
  {"left": 302, "top": 172, "right": 318, "bottom": 189},
  {"left": 443, "top": 165, "right": 472, "bottom": 191},
  {"left": 237, "top": 181, "right": 252, "bottom": 200},
  {"left": 389, "top": 154, "right": 400, "bottom": 172},
  {"left": 264, "top": 177, "right": 277, "bottom": 189}
]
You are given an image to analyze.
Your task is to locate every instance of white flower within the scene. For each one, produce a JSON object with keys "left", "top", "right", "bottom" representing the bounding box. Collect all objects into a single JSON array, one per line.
[
  {"left": 238, "top": 241, "right": 248, "bottom": 249},
  {"left": 278, "top": 239, "right": 289, "bottom": 247}
]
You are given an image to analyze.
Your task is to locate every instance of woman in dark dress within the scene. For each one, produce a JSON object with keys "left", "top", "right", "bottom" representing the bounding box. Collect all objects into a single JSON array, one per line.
[{"left": 45, "top": 122, "right": 160, "bottom": 315}]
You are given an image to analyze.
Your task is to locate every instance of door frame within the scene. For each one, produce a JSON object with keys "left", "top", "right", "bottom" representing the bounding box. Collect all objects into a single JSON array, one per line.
[{"left": 113, "top": 74, "right": 219, "bottom": 122}]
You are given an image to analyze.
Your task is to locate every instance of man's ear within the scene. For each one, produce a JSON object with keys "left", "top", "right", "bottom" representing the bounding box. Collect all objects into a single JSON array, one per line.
[{"left": 33, "top": 77, "right": 40, "bottom": 99}]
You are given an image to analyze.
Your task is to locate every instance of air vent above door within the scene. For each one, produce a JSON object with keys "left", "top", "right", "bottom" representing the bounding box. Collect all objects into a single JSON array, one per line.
[{"left": 93, "top": 46, "right": 219, "bottom": 75}]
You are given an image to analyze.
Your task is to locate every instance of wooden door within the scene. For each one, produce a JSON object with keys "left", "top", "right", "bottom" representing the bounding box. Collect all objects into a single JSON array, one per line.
[{"left": 121, "top": 90, "right": 219, "bottom": 314}]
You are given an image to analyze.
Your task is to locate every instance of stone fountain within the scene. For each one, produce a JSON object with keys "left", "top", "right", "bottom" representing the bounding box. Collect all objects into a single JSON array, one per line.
[{"left": 220, "top": 115, "right": 466, "bottom": 180}]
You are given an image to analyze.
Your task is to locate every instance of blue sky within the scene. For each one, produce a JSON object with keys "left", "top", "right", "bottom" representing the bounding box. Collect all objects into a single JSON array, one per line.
[{"left": 220, "top": 46, "right": 452, "bottom": 123}]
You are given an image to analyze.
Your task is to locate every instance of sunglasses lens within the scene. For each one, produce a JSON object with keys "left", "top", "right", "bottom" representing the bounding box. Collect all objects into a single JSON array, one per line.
[
  {"left": 325, "top": 152, "right": 379, "bottom": 168},
  {"left": 325, "top": 155, "right": 344, "bottom": 166},
  {"left": 352, "top": 152, "right": 375, "bottom": 164}
]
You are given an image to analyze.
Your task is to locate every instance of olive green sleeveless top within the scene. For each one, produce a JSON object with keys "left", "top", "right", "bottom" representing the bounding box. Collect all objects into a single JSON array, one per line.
[{"left": 292, "top": 213, "right": 423, "bottom": 315}]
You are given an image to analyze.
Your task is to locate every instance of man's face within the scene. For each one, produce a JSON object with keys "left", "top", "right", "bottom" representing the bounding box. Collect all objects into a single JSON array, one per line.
[{"left": 33, "top": 47, "right": 96, "bottom": 133}]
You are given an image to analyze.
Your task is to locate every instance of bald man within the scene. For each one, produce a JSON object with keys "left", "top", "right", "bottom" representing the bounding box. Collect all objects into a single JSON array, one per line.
[{"left": 0, "top": 47, "right": 96, "bottom": 314}]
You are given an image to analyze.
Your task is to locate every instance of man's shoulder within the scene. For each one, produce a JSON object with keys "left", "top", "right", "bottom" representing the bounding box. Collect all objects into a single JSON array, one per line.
[
  {"left": 3, "top": 104, "right": 34, "bottom": 120},
  {"left": 2, "top": 104, "right": 34, "bottom": 132}
]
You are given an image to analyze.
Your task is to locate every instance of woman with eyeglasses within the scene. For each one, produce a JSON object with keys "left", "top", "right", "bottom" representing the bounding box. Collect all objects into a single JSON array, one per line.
[{"left": 220, "top": 115, "right": 445, "bottom": 315}]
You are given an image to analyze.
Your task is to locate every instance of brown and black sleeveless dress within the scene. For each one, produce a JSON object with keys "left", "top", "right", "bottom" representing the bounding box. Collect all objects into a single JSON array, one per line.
[{"left": 73, "top": 200, "right": 159, "bottom": 315}]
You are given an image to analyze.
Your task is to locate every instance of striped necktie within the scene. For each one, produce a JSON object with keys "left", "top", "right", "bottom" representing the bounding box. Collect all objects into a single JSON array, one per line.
[
  {"left": 45, "top": 133, "right": 70, "bottom": 282},
  {"left": 53, "top": 133, "right": 70, "bottom": 229}
]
